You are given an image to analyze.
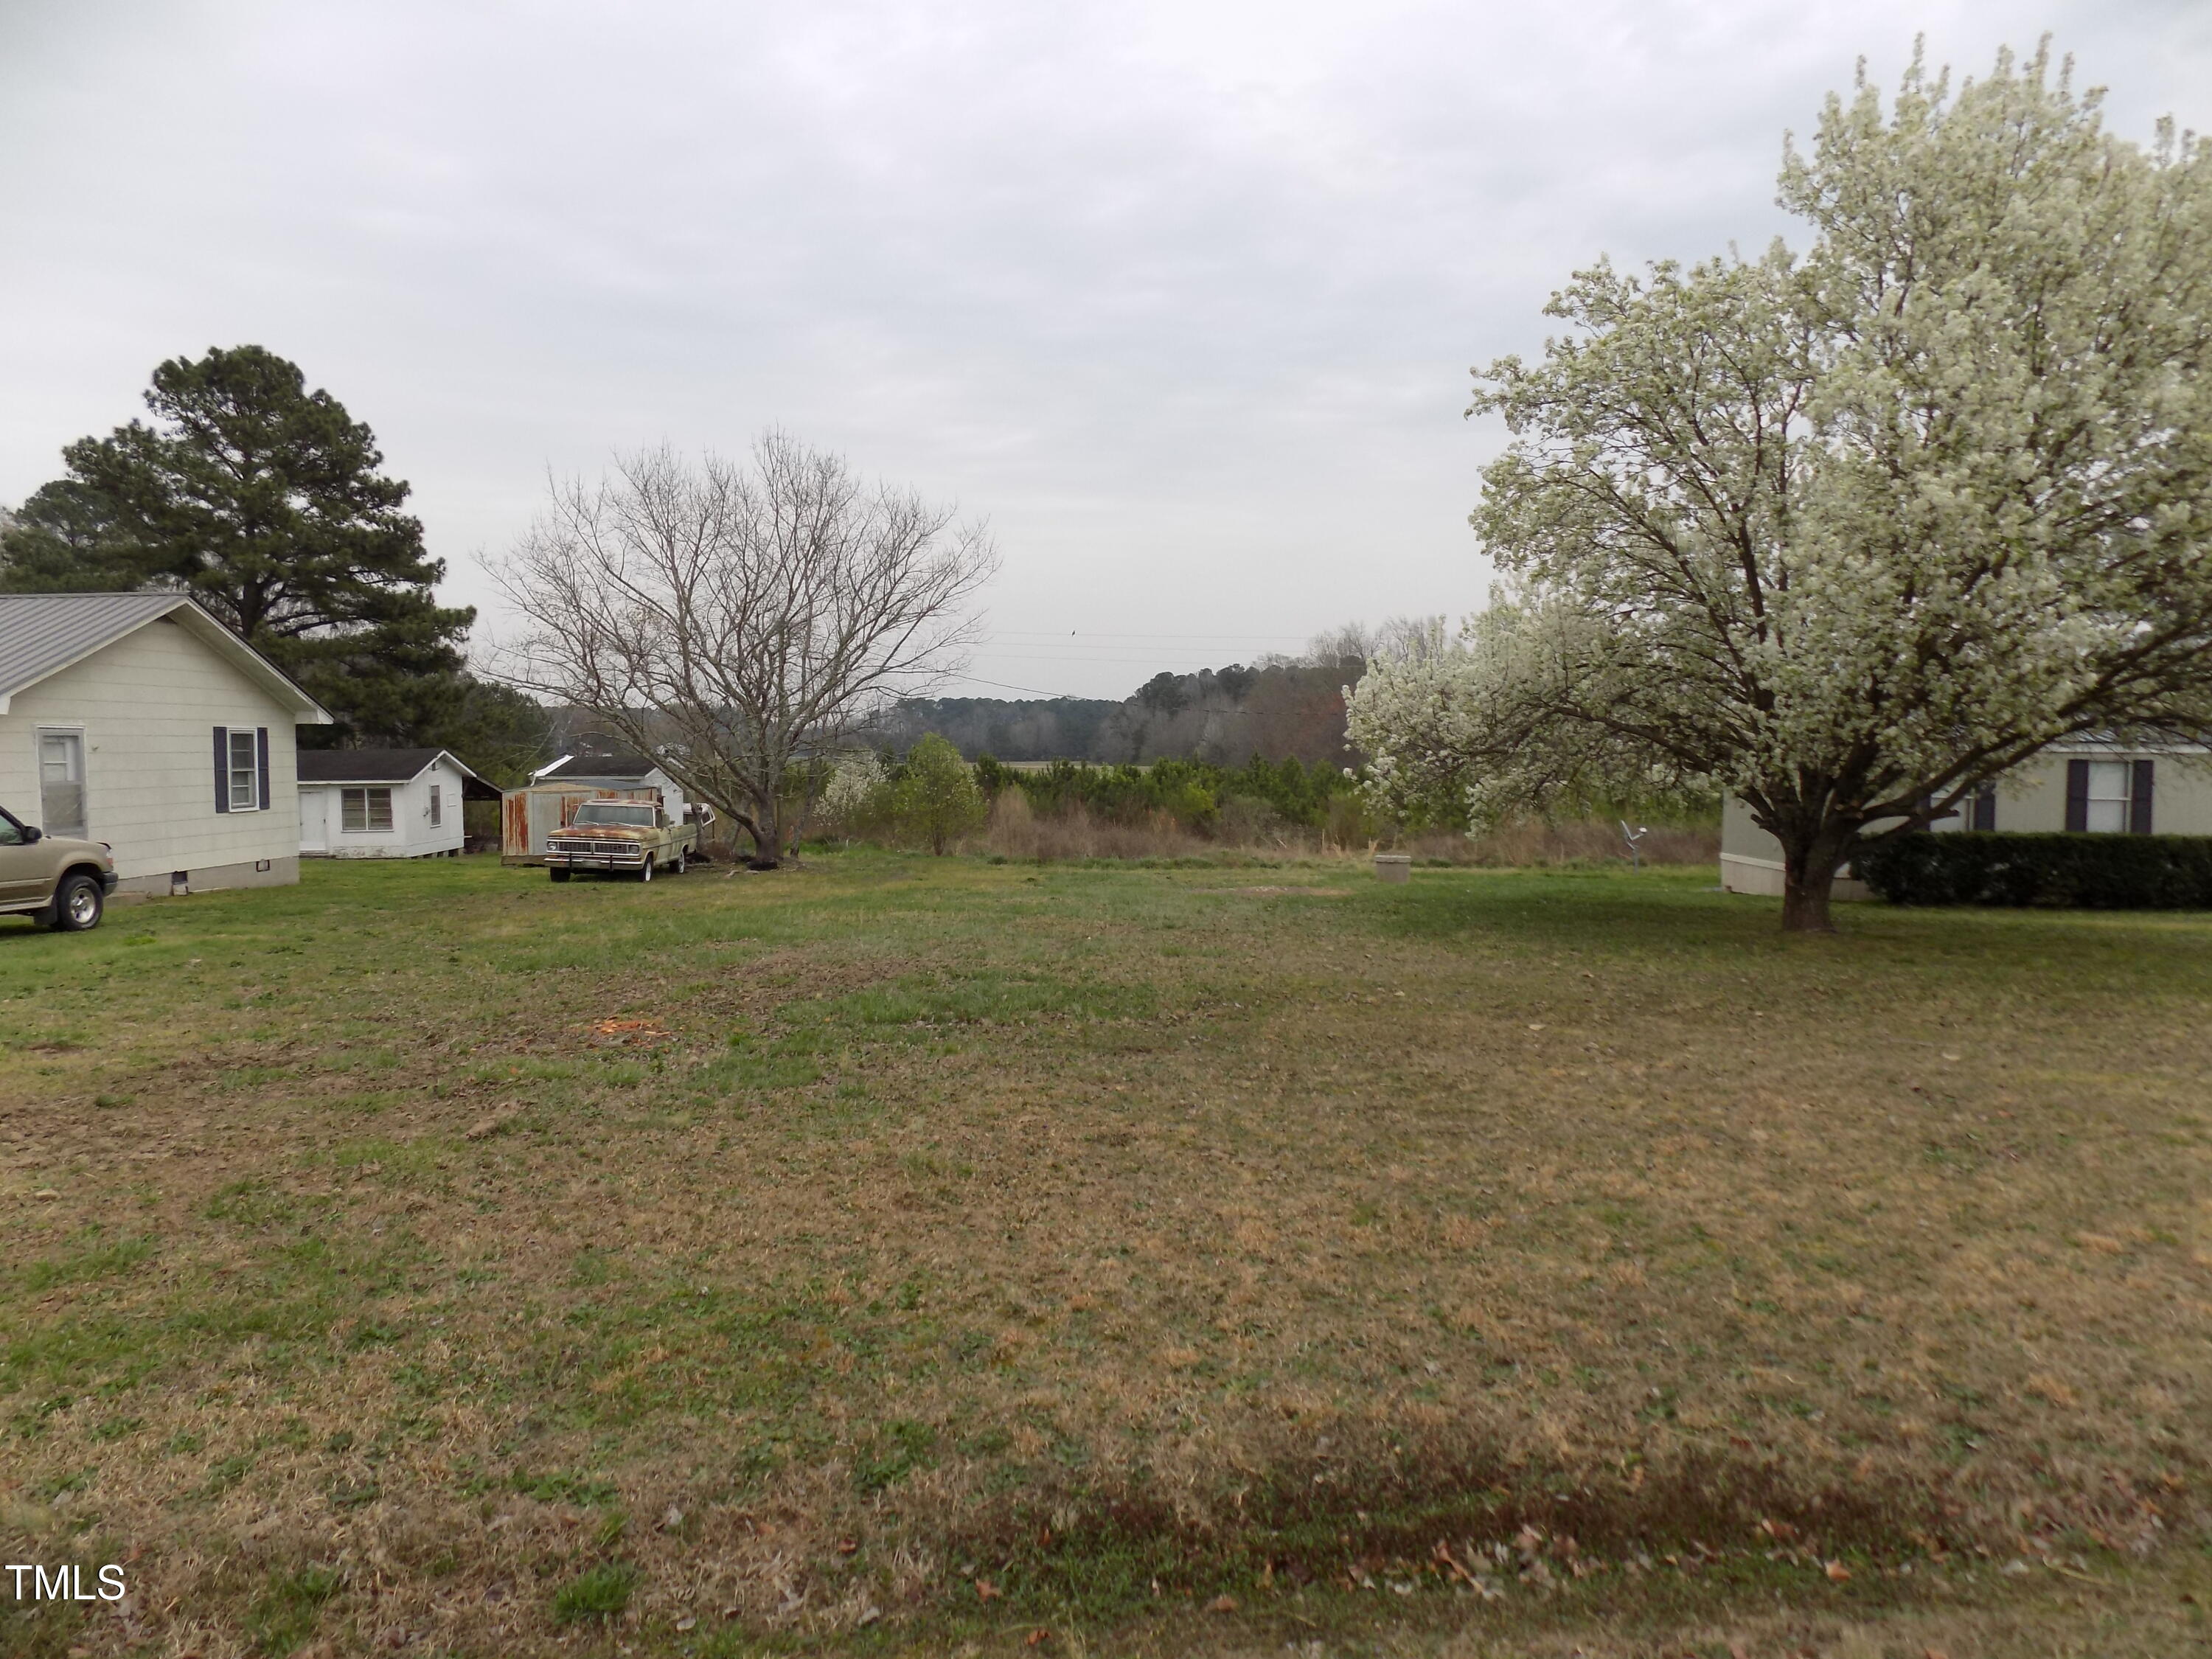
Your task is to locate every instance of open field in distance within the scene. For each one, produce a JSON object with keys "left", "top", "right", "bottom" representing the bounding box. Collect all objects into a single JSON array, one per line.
[{"left": 3, "top": 854, "right": 2208, "bottom": 1657}]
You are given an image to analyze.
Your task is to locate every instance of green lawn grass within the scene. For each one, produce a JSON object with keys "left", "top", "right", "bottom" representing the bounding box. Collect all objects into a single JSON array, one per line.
[{"left": 1, "top": 852, "right": 2208, "bottom": 1657}]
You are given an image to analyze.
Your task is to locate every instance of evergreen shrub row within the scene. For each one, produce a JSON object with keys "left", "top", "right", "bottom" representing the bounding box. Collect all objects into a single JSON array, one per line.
[
  {"left": 1854, "top": 832, "right": 2212, "bottom": 909},
  {"left": 970, "top": 754, "right": 1356, "bottom": 831}
]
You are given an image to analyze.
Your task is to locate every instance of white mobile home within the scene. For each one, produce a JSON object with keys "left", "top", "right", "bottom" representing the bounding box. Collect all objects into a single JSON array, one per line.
[
  {"left": 1721, "top": 742, "right": 2212, "bottom": 898},
  {"left": 297, "top": 748, "right": 484, "bottom": 858},
  {"left": 0, "top": 592, "right": 330, "bottom": 894}
]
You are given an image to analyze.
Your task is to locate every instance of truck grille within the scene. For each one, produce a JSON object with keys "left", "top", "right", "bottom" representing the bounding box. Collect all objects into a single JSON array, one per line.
[{"left": 549, "top": 839, "right": 641, "bottom": 858}]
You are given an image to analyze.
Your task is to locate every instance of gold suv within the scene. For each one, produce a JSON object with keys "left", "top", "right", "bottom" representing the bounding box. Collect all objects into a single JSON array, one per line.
[{"left": 0, "top": 803, "right": 119, "bottom": 932}]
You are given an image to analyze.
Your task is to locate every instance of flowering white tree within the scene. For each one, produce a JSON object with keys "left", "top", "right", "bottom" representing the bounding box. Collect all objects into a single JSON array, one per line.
[{"left": 1351, "top": 44, "right": 2212, "bottom": 931}]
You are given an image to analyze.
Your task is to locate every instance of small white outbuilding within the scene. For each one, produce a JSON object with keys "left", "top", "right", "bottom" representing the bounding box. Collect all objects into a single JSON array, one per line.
[{"left": 297, "top": 748, "right": 484, "bottom": 859}]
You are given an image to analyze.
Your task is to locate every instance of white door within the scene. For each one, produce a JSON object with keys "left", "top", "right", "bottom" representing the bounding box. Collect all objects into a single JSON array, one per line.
[
  {"left": 300, "top": 788, "right": 330, "bottom": 853},
  {"left": 38, "top": 730, "right": 87, "bottom": 840}
]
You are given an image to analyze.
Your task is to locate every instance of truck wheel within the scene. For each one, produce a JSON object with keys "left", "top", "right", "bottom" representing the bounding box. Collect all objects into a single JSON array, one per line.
[
  {"left": 549, "top": 867, "right": 571, "bottom": 883},
  {"left": 674, "top": 848, "right": 688, "bottom": 875},
  {"left": 637, "top": 857, "right": 655, "bottom": 883},
  {"left": 50, "top": 872, "right": 104, "bottom": 933}
]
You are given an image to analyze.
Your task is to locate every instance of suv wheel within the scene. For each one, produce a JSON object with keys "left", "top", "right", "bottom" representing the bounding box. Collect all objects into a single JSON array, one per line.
[{"left": 50, "top": 872, "right": 103, "bottom": 933}]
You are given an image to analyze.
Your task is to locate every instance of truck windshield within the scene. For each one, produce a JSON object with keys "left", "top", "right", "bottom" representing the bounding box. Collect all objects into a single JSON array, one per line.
[{"left": 571, "top": 803, "right": 655, "bottom": 827}]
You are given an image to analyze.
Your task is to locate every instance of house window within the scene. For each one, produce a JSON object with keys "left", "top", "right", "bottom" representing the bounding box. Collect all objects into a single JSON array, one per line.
[
  {"left": 1969, "top": 785, "right": 1997, "bottom": 832},
  {"left": 342, "top": 787, "right": 394, "bottom": 832},
  {"left": 228, "top": 728, "right": 259, "bottom": 811},
  {"left": 2083, "top": 761, "right": 2132, "bottom": 834},
  {"left": 429, "top": 784, "right": 442, "bottom": 827}
]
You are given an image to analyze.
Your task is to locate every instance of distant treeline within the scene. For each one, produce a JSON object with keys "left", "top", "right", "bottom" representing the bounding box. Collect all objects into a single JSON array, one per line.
[
  {"left": 871, "top": 659, "right": 1363, "bottom": 766},
  {"left": 973, "top": 754, "right": 1357, "bottom": 831}
]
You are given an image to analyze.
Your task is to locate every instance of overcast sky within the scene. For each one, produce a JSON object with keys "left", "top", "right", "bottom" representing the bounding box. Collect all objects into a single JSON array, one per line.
[{"left": 4, "top": 2, "right": 2208, "bottom": 698}]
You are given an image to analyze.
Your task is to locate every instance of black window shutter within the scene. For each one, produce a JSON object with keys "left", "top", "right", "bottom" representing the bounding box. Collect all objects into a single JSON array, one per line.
[
  {"left": 213, "top": 727, "right": 231, "bottom": 813},
  {"left": 2064, "top": 759, "right": 2089, "bottom": 832},
  {"left": 1970, "top": 787, "right": 1997, "bottom": 832},
  {"left": 257, "top": 728, "right": 271, "bottom": 811},
  {"left": 2131, "top": 759, "right": 2154, "bottom": 835}
]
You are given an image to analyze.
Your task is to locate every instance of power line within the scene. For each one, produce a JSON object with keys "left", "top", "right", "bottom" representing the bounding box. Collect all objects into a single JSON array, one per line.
[
  {"left": 933, "top": 671, "right": 1107, "bottom": 699},
  {"left": 986, "top": 630, "right": 1310, "bottom": 642}
]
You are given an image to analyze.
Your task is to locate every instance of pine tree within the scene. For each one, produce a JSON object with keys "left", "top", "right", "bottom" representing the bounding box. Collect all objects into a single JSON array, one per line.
[{"left": 0, "top": 345, "right": 475, "bottom": 746}]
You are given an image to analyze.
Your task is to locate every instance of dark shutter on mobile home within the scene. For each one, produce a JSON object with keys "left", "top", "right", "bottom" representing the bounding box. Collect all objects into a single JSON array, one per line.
[
  {"left": 257, "top": 727, "right": 271, "bottom": 810},
  {"left": 213, "top": 727, "right": 231, "bottom": 813},
  {"left": 2131, "top": 759, "right": 2154, "bottom": 835},
  {"left": 1969, "top": 787, "right": 1997, "bottom": 832},
  {"left": 2065, "top": 759, "right": 2090, "bottom": 832}
]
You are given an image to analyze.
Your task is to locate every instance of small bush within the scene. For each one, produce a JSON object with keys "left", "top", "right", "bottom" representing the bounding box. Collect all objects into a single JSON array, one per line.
[
  {"left": 1854, "top": 832, "right": 2212, "bottom": 908},
  {"left": 551, "top": 1560, "right": 637, "bottom": 1624},
  {"left": 891, "top": 734, "right": 987, "bottom": 853}
]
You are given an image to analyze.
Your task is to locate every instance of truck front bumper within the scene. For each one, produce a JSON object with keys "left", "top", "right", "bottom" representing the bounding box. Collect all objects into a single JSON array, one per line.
[{"left": 545, "top": 848, "right": 647, "bottom": 871}]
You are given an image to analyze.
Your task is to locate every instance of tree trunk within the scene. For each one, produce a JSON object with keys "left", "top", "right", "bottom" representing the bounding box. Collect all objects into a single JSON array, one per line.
[
  {"left": 724, "top": 801, "right": 785, "bottom": 869},
  {"left": 750, "top": 796, "right": 784, "bottom": 869},
  {"left": 1777, "top": 827, "right": 1854, "bottom": 933}
]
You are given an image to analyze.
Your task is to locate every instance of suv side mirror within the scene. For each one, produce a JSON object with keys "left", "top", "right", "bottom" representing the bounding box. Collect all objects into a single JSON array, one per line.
[{"left": 20, "top": 825, "right": 41, "bottom": 844}]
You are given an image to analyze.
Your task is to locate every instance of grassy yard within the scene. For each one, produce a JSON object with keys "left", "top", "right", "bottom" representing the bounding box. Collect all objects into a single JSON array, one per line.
[{"left": 2, "top": 852, "right": 2208, "bottom": 1658}]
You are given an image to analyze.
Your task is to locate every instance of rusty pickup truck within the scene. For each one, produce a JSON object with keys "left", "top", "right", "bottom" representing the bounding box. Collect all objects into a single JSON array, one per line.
[{"left": 543, "top": 799, "right": 700, "bottom": 883}]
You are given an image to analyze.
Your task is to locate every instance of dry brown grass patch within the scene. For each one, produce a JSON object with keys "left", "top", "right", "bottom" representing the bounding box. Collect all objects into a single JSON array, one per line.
[{"left": 1, "top": 855, "right": 2206, "bottom": 1656}]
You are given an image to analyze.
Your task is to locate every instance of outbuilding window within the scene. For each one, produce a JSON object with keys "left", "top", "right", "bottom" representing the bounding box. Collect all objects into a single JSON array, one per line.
[
  {"left": 342, "top": 787, "right": 394, "bottom": 832},
  {"left": 429, "top": 784, "right": 442, "bottom": 827}
]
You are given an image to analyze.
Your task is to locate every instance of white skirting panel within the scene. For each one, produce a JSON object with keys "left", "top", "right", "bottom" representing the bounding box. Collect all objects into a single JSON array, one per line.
[{"left": 1719, "top": 853, "right": 1873, "bottom": 902}]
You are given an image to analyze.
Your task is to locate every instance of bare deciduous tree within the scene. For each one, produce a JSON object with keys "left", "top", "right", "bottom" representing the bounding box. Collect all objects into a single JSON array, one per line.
[{"left": 495, "top": 435, "right": 997, "bottom": 866}]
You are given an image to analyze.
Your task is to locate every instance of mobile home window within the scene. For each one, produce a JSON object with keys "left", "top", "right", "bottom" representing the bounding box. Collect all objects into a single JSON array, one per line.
[
  {"left": 429, "top": 784, "right": 442, "bottom": 827},
  {"left": 2082, "top": 762, "right": 2132, "bottom": 833},
  {"left": 228, "top": 729, "right": 259, "bottom": 811},
  {"left": 342, "top": 787, "right": 394, "bottom": 832}
]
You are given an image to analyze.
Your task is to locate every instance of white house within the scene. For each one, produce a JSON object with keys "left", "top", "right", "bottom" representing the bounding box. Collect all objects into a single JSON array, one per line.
[
  {"left": 1721, "top": 740, "right": 2212, "bottom": 898},
  {"left": 297, "top": 748, "right": 484, "bottom": 858},
  {"left": 0, "top": 592, "right": 330, "bottom": 894}
]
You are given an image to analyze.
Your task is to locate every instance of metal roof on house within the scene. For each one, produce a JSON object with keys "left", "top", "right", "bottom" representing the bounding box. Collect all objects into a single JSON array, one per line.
[
  {"left": 0, "top": 591, "right": 330, "bottom": 720},
  {"left": 0, "top": 591, "right": 187, "bottom": 698},
  {"left": 297, "top": 748, "right": 484, "bottom": 785}
]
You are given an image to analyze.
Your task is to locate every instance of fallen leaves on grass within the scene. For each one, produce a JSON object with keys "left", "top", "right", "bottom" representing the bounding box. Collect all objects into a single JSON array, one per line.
[{"left": 581, "top": 1017, "right": 673, "bottom": 1042}]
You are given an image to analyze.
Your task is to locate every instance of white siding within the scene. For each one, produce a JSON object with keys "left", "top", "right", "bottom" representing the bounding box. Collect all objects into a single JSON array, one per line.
[
  {"left": 1719, "top": 749, "right": 2212, "bottom": 895},
  {"left": 0, "top": 616, "right": 301, "bottom": 883},
  {"left": 1973, "top": 751, "right": 2212, "bottom": 835}
]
